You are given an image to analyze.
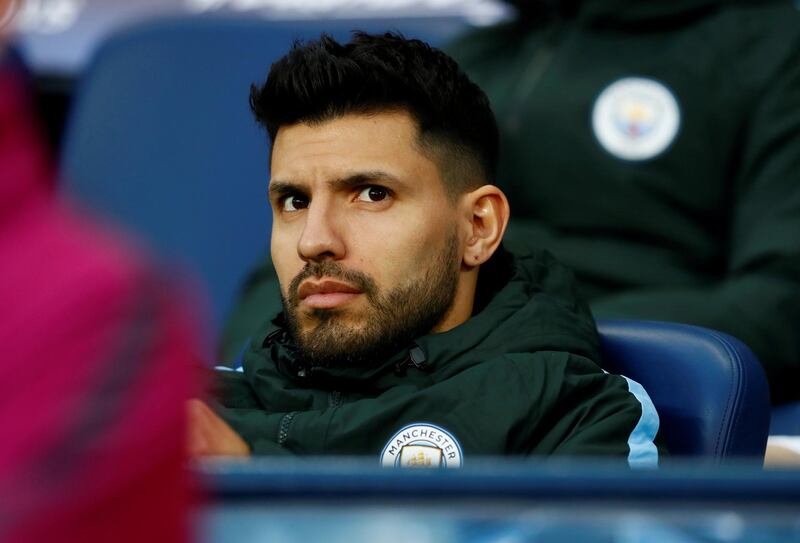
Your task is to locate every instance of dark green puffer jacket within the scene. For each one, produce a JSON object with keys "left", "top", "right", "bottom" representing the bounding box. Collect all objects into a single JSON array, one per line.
[
  {"left": 214, "top": 247, "right": 663, "bottom": 466},
  {"left": 447, "top": 0, "right": 800, "bottom": 403}
]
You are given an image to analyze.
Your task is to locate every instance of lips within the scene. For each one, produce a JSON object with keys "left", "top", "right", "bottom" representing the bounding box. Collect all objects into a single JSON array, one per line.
[
  {"left": 298, "top": 279, "right": 362, "bottom": 299},
  {"left": 297, "top": 278, "right": 363, "bottom": 309}
]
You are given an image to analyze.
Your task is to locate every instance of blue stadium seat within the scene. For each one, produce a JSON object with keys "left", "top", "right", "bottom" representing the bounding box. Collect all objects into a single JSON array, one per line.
[
  {"left": 598, "top": 320, "right": 771, "bottom": 461},
  {"left": 60, "top": 15, "right": 468, "bottom": 337}
]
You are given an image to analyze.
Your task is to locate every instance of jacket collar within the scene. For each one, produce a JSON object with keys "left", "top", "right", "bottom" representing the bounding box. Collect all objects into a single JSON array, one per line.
[
  {"left": 256, "top": 247, "right": 516, "bottom": 390},
  {"left": 254, "top": 244, "right": 600, "bottom": 392},
  {"left": 258, "top": 316, "right": 414, "bottom": 391}
]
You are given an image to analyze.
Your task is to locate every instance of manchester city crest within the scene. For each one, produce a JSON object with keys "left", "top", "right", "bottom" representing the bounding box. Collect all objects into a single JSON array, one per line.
[
  {"left": 380, "top": 423, "right": 463, "bottom": 468},
  {"left": 592, "top": 77, "right": 681, "bottom": 161}
]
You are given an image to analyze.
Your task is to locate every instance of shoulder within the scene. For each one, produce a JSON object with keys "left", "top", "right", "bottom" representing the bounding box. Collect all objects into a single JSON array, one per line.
[
  {"left": 0, "top": 202, "right": 198, "bottom": 542},
  {"left": 9, "top": 201, "right": 153, "bottom": 306},
  {"left": 502, "top": 351, "right": 662, "bottom": 463},
  {"left": 710, "top": 2, "right": 800, "bottom": 91},
  {"left": 501, "top": 351, "right": 643, "bottom": 422},
  {"left": 1, "top": 200, "right": 203, "bottom": 375},
  {"left": 490, "top": 246, "right": 602, "bottom": 362}
]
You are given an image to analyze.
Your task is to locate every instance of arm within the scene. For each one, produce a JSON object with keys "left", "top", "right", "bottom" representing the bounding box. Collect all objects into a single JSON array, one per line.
[
  {"left": 187, "top": 399, "right": 251, "bottom": 457},
  {"left": 191, "top": 370, "right": 293, "bottom": 456},
  {"left": 509, "top": 352, "right": 663, "bottom": 466}
]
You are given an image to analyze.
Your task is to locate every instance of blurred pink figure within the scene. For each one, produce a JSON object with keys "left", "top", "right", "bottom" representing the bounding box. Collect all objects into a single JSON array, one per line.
[{"left": 0, "top": 59, "right": 202, "bottom": 542}]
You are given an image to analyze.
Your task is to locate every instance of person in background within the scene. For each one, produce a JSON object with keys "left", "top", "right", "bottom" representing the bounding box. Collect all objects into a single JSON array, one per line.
[
  {"left": 0, "top": 3, "right": 201, "bottom": 540},
  {"left": 445, "top": 0, "right": 800, "bottom": 405}
]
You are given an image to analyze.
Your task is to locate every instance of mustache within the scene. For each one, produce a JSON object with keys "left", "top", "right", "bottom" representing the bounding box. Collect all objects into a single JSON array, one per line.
[{"left": 288, "top": 261, "right": 378, "bottom": 307}]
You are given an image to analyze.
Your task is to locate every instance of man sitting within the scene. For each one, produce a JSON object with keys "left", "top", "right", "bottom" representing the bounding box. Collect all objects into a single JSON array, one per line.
[{"left": 188, "top": 32, "right": 662, "bottom": 467}]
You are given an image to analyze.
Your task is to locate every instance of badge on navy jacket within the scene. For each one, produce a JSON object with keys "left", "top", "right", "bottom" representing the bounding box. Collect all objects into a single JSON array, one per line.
[
  {"left": 380, "top": 423, "right": 463, "bottom": 468},
  {"left": 592, "top": 76, "right": 681, "bottom": 161}
]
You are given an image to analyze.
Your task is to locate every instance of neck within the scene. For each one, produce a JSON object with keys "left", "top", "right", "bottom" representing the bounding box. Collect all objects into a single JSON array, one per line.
[{"left": 432, "top": 267, "right": 478, "bottom": 333}]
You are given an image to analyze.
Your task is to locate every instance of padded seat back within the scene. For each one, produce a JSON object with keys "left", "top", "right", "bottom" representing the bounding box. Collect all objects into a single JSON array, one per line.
[{"left": 598, "top": 319, "right": 770, "bottom": 460}]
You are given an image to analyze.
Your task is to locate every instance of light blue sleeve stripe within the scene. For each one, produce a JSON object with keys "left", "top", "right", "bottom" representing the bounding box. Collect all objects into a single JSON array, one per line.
[
  {"left": 214, "top": 365, "right": 244, "bottom": 373},
  {"left": 620, "top": 375, "right": 660, "bottom": 469}
]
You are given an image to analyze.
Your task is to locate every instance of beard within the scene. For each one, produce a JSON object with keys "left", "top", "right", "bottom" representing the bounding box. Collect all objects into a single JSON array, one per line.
[{"left": 281, "top": 228, "right": 461, "bottom": 369}]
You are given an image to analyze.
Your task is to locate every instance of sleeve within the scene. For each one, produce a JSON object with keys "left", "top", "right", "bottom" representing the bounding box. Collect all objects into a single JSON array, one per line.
[
  {"left": 216, "top": 406, "right": 295, "bottom": 456},
  {"left": 211, "top": 368, "right": 263, "bottom": 409},
  {"left": 517, "top": 353, "right": 665, "bottom": 467},
  {"left": 211, "top": 372, "right": 298, "bottom": 455},
  {"left": 589, "top": 45, "right": 800, "bottom": 404}
]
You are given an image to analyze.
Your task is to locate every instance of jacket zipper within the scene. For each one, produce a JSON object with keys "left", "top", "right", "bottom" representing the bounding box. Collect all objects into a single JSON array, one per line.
[{"left": 277, "top": 411, "right": 298, "bottom": 445}]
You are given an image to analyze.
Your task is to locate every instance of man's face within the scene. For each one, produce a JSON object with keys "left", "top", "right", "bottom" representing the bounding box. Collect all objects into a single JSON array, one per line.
[{"left": 269, "top": 111, "right": 464, "bottom": 367}]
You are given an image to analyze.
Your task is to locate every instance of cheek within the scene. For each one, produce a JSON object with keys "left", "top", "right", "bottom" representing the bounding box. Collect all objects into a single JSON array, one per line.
[
  {"left": 349, "top": 212, "right": 454, "bottom": 283},
  {"left": 270, "top": 229, "right": 302, "bottom": 293}
]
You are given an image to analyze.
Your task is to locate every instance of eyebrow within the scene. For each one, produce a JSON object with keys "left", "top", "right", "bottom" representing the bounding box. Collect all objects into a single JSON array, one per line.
[
  {"left": 269, "top": 170, "right": 407, "bottom": 200},
  {"left": 268, "top": 180, "right": 303, "bottom": 201}
]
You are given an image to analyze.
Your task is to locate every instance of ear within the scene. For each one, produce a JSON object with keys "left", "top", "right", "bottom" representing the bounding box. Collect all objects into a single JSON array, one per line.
[{"left": 461, "top": 185, "right": 510, "bottom": 268}]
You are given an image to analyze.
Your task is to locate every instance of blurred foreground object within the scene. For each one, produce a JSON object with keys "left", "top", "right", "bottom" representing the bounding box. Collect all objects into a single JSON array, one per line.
[{"left": 0, "top": 55, "right": 200, "bottom": 542}]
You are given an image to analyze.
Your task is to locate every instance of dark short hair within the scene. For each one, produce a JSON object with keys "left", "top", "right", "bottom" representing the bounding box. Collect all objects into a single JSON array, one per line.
[{"left": 249, "top": 31, "right": 499, "bottom": 196}]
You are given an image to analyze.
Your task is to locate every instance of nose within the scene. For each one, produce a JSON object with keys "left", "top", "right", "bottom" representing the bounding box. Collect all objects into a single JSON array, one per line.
[{"left": 297, "top": 198, "right": 346, "bottom": 262}]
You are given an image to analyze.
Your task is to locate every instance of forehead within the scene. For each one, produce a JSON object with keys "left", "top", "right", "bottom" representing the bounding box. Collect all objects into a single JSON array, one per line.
[{"left": 269, "top": 111, "right": 441, "bottom": 187}]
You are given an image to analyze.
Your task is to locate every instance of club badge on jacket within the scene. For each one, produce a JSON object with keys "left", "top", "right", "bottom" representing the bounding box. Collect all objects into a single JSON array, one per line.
[
  {"left": 592, "top": 77, "right": 681, "bottom": 161},
  {"left": 380, "top": 423, "right": 463, "bottom": 468}
]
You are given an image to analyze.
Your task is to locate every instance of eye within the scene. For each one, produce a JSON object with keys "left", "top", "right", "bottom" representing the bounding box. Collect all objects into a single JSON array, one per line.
[
  {"left": 282, "top": 194, "right": 309, "bottom": 212},
  {"left": 356, "top": 186, "right": 390, "bottom": 203}
]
